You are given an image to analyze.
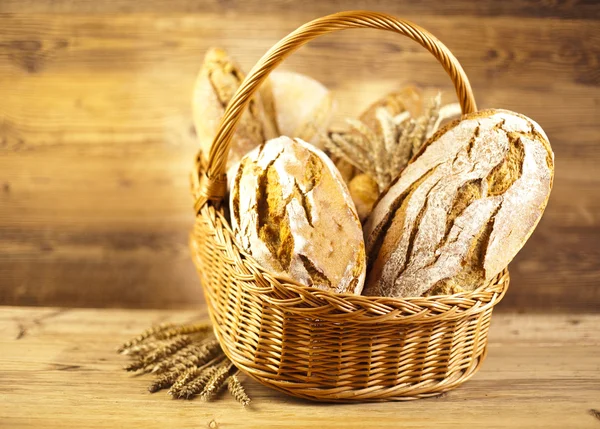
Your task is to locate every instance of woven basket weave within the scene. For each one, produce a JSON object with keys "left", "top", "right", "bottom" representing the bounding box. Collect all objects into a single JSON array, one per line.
[{"left": 190, "top": 11, "right": 510, "bottom": 402}]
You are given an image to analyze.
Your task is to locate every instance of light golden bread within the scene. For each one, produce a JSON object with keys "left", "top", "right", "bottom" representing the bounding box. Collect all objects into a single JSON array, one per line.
[
  {"left": 363, "top": 109, "right": 554, "bottom": 298},
  {"left": 192, "top": 48, "right": 276, "bottom": 169},
  {"left": 230, "top": 137, "right": 366, "bottom": 294},
  {"left": 261, "top": 71, "right": 334, "bottom": 146},
  {"left": 348, "top": 173, "right": 379, "bottom": 222}
]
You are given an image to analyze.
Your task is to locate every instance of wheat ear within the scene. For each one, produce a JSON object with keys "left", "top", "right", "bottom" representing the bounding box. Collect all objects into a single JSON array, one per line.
[
  {"left": 227, "top": 374, "right": 251, "bottom": 407},
  {"left": 200, "top": 362, "right": 234, "bottom": 402},
  {"left": 124, "top": 336, "right": 192, "bottom": 372},
  {"left": 117, "top": 323, "right": 176, "bottom": 353}
]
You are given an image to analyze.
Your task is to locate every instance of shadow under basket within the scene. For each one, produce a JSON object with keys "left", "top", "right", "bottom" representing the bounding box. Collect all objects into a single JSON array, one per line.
[{"left": 189, "top": 11, "right": 510, "bottom": 402}]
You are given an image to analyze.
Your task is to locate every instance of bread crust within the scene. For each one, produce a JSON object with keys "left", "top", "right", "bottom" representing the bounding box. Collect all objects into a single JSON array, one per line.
[
  {"left": 363, "top": 109, "right": 554, "bottom": 298},
  {"left": 230, "top": 137, "right": 366, "bottom": 294},
  {"left": 262, "top": 71, "right": 334, "bottom": 146},
  {"left": 192, "top": 48, "right": 275, "bottom": 169}
]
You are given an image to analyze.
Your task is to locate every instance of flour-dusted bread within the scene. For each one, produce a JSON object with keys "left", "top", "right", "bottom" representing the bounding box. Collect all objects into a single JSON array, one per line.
[
  {"left": 230, "top": 136, "right": 366, "bottom": 294},
  {"left": 363, "top": 109, "right": 554, "bottom": 298},
  {"left": 261, "top": 71, "right": 333, "bottom": 147},
  {"left": 192, "top": 48, "right": 276, "bottom": 169}
]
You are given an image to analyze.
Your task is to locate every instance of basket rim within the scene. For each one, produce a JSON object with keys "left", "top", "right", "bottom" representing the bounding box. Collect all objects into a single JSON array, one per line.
[{"left": 192, "top": 205, "right": 509, "bottom": 323}]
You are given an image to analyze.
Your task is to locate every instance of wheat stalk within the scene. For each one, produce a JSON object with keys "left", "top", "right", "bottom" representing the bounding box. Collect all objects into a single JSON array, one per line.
[
  {"left": 154, "top": 323, "right": 212, "bottom": 340},
  {"left": 327, "top": 133, "right": 373, "bottom": 175},
  {"left": 324, "top": 92, "right": 459, "bottom": 193},
  {"left": 147, "top": 355, "right": 225, "bottom": 394},
  {"left": 391, "top": 119, "right": 415, "bottom": 178},
  {"left": 121, "top": 342, "right": 159, "bottom": 357},
  {"left": 200, "top": 362, "right": 234, "bottom": 402},
  {"left": 427, "top": 101, "right": 462, "bottom": 139},
  {"left": 148, "top": 367, "right": 186, "bottom": 393},
  {"left": 177, "top": 365, "right": 222, "bottom": 399},
  {"left": 227, "top": 374, "right": 251, "bottom": 407},
  {"left": 151, "top": 339, "right": 221, "bottom": 374},
  {"left": 345, "top": 118, "right": 378, "bottom": 153},
  {"left": 117, "top": 323, "right": 176, "bottom": 353},
  {"left": 124, "top": 335, "right": 192, "bottom": 373},
  {"left": 119, "top": 322, "right": 251, "bottom": 404},
  {"left": 423, "top": 93, "right": 441, "bottom": 139},
  {"left": 168, "top": 366, "right": 204, "bottom": 397}
]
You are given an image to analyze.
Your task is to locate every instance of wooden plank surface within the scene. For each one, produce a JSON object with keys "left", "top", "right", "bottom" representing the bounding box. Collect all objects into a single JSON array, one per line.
[
  {"left": 0, "top": 306, "right": 599, "bottom": 428},
  {"left": 1, "top": 0, "right": 599, "bottom": 19},
  {"left": 0, "top": 2, "right": 599, "bottom": 310}
]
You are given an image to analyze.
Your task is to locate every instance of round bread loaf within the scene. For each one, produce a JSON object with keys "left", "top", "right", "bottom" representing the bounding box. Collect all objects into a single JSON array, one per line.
[
  {"left": 261, "top": 71, "right": 333, "bottom": 147},
  {"left": 230, "top": 136, "right": 366, "bottom": 294},
  {"left": 358, "top": 86, "right": 424, "bottom": 133},
  {"left": 363, "top": 109, "right": 554, "bottom": 298}
]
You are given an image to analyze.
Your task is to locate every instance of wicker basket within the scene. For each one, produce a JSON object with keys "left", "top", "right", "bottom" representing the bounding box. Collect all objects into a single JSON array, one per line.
[{"left": 190, "top": 11, "right": 510, "bottom": 402}]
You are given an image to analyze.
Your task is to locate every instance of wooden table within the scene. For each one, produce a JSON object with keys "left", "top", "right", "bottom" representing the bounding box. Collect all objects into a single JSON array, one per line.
[{"left": 1, "top": 307, "right": 598, "bottom": 428}]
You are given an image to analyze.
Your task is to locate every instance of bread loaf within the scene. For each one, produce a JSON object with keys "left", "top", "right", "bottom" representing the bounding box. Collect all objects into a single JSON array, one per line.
[
  {"left": 348, "top": 174, "right": 379, "bottom": 222},
  {"left": 261, "top": 71, "right": 333, "bottom": 147},
  {"left": 192, "top": 48, "right": 276, "bottom": 169},
  {"left": 229, "top": 136, "right": 366, "bottom": 294},
  {"left": 363, "top": 109, "right": 554, "bottom": 298},
  {"left": 359, "top": 86, "right": 423, "bottom": 133}
]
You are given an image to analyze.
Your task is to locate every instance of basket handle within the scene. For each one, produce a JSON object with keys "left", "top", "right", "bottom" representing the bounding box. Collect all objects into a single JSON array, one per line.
[{"left": 194, "top": 10, "right": 477, "bottom": 213}]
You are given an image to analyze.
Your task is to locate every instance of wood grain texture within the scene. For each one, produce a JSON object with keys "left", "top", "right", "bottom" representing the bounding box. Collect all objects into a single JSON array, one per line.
[
  {"left": 0, "top": 2, "right": 599, "bottom": 310},
  {"left": 1, "top": 307, "right": 599, "bottom": 428},
  {"left": 1, "top": 0, "right": 599, "bottom": 20}
]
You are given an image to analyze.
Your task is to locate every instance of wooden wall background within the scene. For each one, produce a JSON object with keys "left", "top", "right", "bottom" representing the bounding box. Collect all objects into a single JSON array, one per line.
[{"left": 0, "top": 1, "right": 598, "bottom": 312}]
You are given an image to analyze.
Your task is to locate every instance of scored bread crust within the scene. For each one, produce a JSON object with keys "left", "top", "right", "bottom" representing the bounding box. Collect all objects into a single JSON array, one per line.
[
  {"left": 230, "top": 136, "right": 366, "bottom": 294},
  {"left": 363, "top": 109, "right": 554, "bottom": 298},
  {"left": 192, "top": 48, "right": 276, "bottom": 169}
]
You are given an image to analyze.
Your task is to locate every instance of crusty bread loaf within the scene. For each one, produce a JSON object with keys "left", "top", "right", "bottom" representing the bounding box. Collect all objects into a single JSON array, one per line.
[
  {"left": 363, "top": 109, "right": 554, "bottom": 298},
  {"left": 359, "top": 86, "right": 423, "bottom": 133},
  {"left": 229, "top": 136, "right": 366, "bottom": 294},
  {"left": 261, "top": 71, "right": 333, "bottom": 147},
  {"left": 192, "top": 48, "right": 276, "bottom": 169}
]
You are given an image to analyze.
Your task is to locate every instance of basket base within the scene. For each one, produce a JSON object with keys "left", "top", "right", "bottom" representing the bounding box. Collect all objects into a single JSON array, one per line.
[
  {"left": 253, "top": 350, "right": 487, "bottom": 402},
  {"left": 213, "top": 320, "right": 488, "bottom": 403}
]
